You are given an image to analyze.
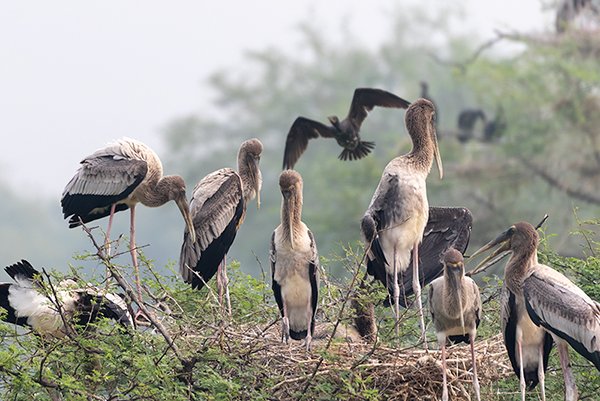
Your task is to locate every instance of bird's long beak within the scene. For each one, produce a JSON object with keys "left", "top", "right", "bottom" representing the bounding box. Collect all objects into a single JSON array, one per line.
[
  {"left": 254, "top": 159, "right": 262, "bottom": 210},
  {"left": 433, "top": 130, "right": 443, "bottom": 179},
  {"left": 467, "top": 230, "right": 512, "bottom": 276},
  {"left": 176, "top": 197, "right": 196, "bottom": 243}
]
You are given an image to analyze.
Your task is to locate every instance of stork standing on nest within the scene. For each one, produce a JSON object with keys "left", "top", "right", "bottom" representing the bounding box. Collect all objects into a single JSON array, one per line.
[
  {"left": 367, "top": 207, "right": 473, "bottom": 309},
  {"left": 361, "top": 98, "right": 442, "bottom": 346},
  {"left": 471, "top": 222, "right": 600, "bottom": 401},
  {"left": 0, "top": 260, "right": 133, "bottom": 336},
  {"left": 180, "top": 138, "right": 262, "bottom": 314},
  {"left": 429, "top": 248, "right": 481, "bottom": 401},
  {"left": 270, "top": 170, "right": 319, "bottom": 350},
  {"left": 61, "top": 137, "right": 196, "bottom": 304},
  {"left": 282, "top": 88, "right": 411, "bottom": 169}
]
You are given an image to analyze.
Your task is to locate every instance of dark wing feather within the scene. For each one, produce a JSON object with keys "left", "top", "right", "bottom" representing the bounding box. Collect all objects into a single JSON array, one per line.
[
  {"left": 270, "top": 231, "right": 284, "bottom": 317},
  {"left": 348, "top": 88, "right": 411, "bottom": 126},
  {"left": 0, "top": 283, "right": 29, "bottom": 326},
  {"left": 397, "top": 207, "right": 473, "bottom": 306},
  {"left": 524, "top": 269, "right": 600, "bottom": 370},
  {"left": 180, "top": 169, "right": 245, "bottom": 289},
  {"left": 73, "top": 291, "right": 134, "bottom": 328},
  {"left": 283, "top": 117, "right": 337, "bottom": 169},
  {"left": 61, "top": 156, "right": 147, "bottom": 227},
  {"left": 308, "top": 229, "right": 319, "bottom": 336},
  {"left": 4, "top": 260, "right": 40, "bottom": 283},
  {"left": 501, "top": 286, "right": 553, "bottom": 390}
]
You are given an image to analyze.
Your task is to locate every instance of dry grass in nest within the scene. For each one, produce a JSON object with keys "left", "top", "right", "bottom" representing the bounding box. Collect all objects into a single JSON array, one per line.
[{"left": 182, "top": 317, "right": 514, "bottom": 401}]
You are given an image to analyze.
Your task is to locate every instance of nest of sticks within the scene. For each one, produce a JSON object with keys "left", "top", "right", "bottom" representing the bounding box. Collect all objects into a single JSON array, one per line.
[{"left": 179, "top": 316, "right": 514, "bottom": 401}]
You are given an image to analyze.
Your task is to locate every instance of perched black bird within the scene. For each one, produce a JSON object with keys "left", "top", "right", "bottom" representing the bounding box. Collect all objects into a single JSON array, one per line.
[
  {"left": 282, "top": 88, "right": 411, "bottom": 169},
  {"left": 0, "top": 260, "right": 134, "bottom": 337},
  {"left": 483, "top": 107, "right": 506, "bottom": 143},
  {"left": 457, "top": 109, "right": 487, "bottom": 143}
]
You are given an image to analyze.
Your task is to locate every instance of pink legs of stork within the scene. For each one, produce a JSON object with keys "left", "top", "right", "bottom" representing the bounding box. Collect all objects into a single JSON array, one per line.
[
  {"left": 103, "top": 203, "right": 145, "bottom": 323},
  {"left": 412, "top": 241, "right": 428, "bottom": 350},
  {"left": 216, "top": 256, "right": 232, "bottom": 316}
]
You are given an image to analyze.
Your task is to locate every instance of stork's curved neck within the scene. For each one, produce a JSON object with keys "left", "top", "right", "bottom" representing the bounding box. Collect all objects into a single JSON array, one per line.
[
  {"left": 404, "top": 118, "right": 434, "bottom": 172},
  {"left": 505, "top": 245, "right": 538, "bottom": 291},
  {"left": 137, "top": 174, "right": 176, "bottom": 207},
  {"left": 238, "top": 158, "right": 261, "bottom": 203},
  {"left": 443, "top": 269, "right": 466, "bottom": 317},
  {"left": 281, "top": 192, "right": 302, "bottom": 247}
]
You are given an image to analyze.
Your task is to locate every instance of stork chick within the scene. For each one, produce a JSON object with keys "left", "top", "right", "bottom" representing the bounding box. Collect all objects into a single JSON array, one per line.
[
  {"left": 429, "top": 249, "right": 481, "bottom": 401},
  {"left": 270, "top": 170, "right": 319, "bottom": 350}
]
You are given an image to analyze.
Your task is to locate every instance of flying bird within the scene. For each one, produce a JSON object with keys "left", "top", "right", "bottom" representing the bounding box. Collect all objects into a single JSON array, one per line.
[
  {"left": 270, "top": 170, "right": 319, "bottom": 350},
  {"left": 282, "top": 88, "right": 411, "bottom": 169},
  {"left": 0, "top": 260, "right": 133, "bottom": 337},
  {"left": 429, "top": 248, "right": 481, "bottom": 401},
  {"left": 471, "top": 222, "right": 600, "bottom": 401},
  {"left": 61, "top": 137, "right": 196, "bottom": 304},
  {"left": 180, "top": 138, "right": 262, "bottom": 313},
  {"left": 361, "top": 98, "right": 443, "bottom": 346}
]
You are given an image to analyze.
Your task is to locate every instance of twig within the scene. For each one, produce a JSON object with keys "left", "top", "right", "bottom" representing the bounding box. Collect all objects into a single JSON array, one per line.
[{"left": 80, "top": 223, "right": 184, "bottom": 361}]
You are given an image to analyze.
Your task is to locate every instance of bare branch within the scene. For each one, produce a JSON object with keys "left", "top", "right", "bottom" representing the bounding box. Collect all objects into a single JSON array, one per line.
[{"left": 518, "top": 157, "right": 600, "bottom": 205}]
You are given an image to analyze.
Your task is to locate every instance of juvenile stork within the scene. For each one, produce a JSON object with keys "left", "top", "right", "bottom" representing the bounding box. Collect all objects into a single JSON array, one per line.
[
  {"left": 282, "top": 88, "right": 411, "bottom": 169},
  {"left": 61, "top": 137, "right": 196, "bottom": 302},
  {"left": 429, "top": 248, "right": 481, "bottom": 401},
  {"left": 0, "top": 260, "right": 133, "bottom": 336},
  {"left": 270, "top": 170, "right": 319, "bottom": 350},
  {"left": 180, "top": 139, "right": 262, "bottom": 313},
  {"left": 361, "top": 98, "right": 442, "bottom": 345},
  {"left": 471, "top": 222, "right": 600, "bottom": 401}
]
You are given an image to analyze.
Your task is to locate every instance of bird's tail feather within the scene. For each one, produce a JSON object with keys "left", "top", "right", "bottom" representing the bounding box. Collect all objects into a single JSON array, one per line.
[{"left": 338, "top": 141, "right": 375, "bottom": 161}]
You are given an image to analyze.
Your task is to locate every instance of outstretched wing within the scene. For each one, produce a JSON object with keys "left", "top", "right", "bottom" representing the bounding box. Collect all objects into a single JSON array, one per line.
[
  {"left": 179, "top": 169, "right": 245, "bottom": 289},
  {"left": 283, "top": 117, "right": 337, "bottom": 169},
  {"left": 524, "top": 266, "right": 600, "bottom": 370},
  {"left": 348, "top": 88, "right": 411, "bottom": 126},
  {"left": 397, "top": 207, "right": 473, "bottom": 305}
]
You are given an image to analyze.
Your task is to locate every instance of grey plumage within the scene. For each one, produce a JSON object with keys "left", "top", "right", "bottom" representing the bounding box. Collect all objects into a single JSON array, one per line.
[
  {"left": 179, "top": 139, "right": 263, "bottom": 307},
  {"left": 429, "top": 249, "right": 481, "bottom": 401},
  {"left": 471, "top": 221, "right": 600, "bottom": 401},
  {"left": 61, "top": 137, "right": 196, "bottom": 314},
  {"left": 361, "top": 98, "right": 442, "bottom": 345},
  {"left": 270, "top": 170, "right": 319, "bottom": 350}
]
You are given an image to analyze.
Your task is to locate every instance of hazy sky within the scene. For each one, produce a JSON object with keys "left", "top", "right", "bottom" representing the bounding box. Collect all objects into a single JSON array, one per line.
[{"left": 0, "top": 0, "right": 550, "bottom": 199}]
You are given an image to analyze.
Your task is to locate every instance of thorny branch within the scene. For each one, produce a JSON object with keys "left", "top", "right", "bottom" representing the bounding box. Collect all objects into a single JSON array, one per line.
[{"left": 79, "top": 223, "right": 185, "bottom": 361}]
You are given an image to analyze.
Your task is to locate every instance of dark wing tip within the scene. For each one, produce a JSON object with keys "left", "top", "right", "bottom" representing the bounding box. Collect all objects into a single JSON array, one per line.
[
  {"left": 5, "top": 260, "right": 39, "bottom": 281},
  {"left": 338, "top": 141, "right": 375, "bottom": 161}
]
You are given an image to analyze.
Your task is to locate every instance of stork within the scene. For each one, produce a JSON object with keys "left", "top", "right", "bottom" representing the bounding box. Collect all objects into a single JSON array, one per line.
[
  {"left": 429, "top": 248, "right": 481, "bottom": 401},
  {"left": 179, "top": 138, "right": 262, "bottom": 314},
  {"left": 471, "top": 221, "right": 600, "bottom": 401},
  {"left": 270, "top": 170, "right": 319, "bottom": 350},
  {"left": 282, "top": 88, "right": 410, "bottom": 169},
  {"left": 0, "top": 260, "right": 133, "bottom": 337},
  {"left": 61, "top": 137, "right": 196, "bottom": 305},
  {"left": 361, "top": 98, "right": 442, "bottom": 346},
  {"left": 367, "top": 207, "right": 472, "bottom": 308}
]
